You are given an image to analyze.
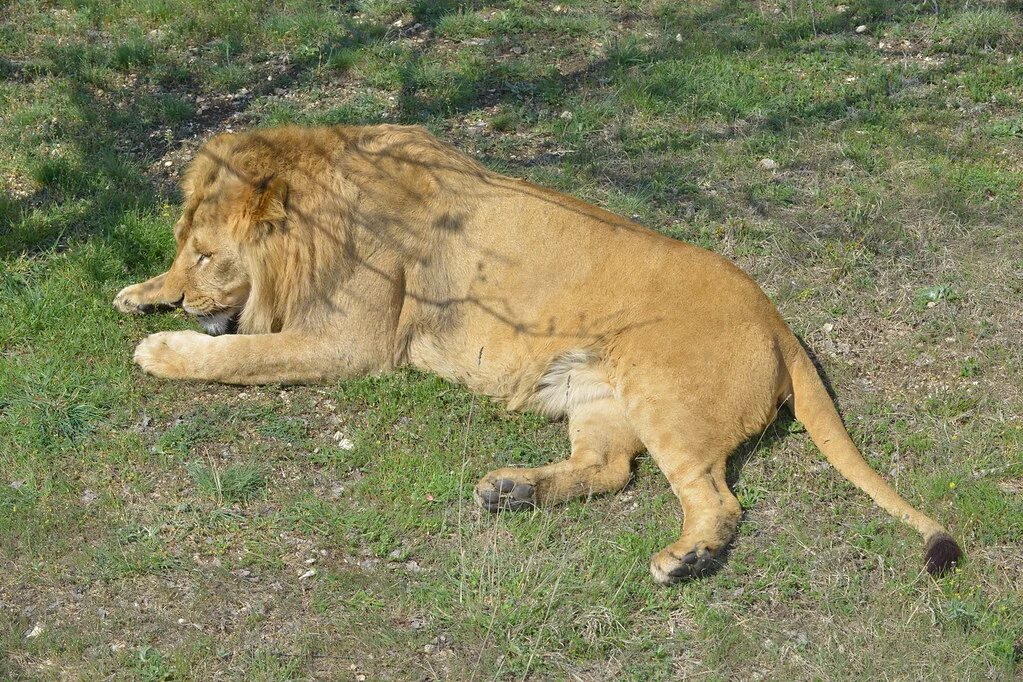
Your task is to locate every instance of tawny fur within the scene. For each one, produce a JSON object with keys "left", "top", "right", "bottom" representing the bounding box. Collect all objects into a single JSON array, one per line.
[{"left": 115, "top": 124, "right": 961, "bottom": 583}]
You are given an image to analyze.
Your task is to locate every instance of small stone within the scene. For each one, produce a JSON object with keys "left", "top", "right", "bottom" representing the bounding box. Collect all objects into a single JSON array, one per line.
[
  {"left": 855, "top": 25, "right": 867, "bottom": 33},
  {"left": 758, "top": 158, "right": 778, "bottom": 170},
  {"left": 559, "top": 110, "right": 574, "bottom": 121},
  {"left": 332, "top": 430, "right": 355, "bottom": 449},
  {"left": 822, "top": 322, "right": 834, "bottom": 334}
]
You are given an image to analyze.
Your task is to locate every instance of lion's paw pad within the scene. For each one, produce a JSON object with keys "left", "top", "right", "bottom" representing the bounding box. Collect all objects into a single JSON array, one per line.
[
  {"left": 475, "top": 478, "right": 536, "bottom": 512},
  {"left": 651, "top": 547, "right": 716, "bottom": 585}
]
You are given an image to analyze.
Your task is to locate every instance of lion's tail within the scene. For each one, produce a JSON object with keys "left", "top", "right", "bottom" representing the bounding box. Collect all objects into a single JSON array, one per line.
[{"left": 780, "top": 333, "right": 961, "bottom": 575}]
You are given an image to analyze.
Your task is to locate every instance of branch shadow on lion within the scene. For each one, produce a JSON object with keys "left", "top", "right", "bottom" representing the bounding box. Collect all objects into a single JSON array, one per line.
[{"left": 172, "top": 128, "right": 667, "bottom": 342}]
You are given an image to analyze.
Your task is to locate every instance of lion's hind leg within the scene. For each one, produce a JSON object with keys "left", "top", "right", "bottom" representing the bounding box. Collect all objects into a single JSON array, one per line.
[
  {"left": 622, "top": 398, "right": 749, "bottom": 585},
  {"left": 646, "top": 457, "right": 742, "bottom": 585},
  {"left": 475, "top": 397, "right": 644, "bottom": 511}
]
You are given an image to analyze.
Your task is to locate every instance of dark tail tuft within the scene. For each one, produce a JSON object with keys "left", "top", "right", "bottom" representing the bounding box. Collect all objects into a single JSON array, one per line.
[{"left": 925, "top": 532, "right": 962, "bottom": 575}]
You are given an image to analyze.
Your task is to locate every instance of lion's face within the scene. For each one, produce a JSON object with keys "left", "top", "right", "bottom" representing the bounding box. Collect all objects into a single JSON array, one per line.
[
  {"left": 156, "top": 133, "right": 291, "bottom": 335},
  {"left": 165, "top": 190, "right": 252, "bottom": 336}
]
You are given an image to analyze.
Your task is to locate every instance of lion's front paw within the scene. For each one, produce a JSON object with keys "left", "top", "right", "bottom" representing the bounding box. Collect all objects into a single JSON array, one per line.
[
  {"left": 134, "top": 331, "right": 209, "bottom": 380},
  {"left": 114, "top": 284, "right": 153, "bottom": 315}
]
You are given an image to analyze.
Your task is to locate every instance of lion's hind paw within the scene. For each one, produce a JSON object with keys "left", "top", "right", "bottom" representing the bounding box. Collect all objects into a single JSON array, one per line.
[{"left": 474, "top": 475, "right": 536, "bottom": 512}]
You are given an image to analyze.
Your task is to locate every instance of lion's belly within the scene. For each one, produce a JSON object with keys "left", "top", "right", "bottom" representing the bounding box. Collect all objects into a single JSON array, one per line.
[
  {"left": 406, "top": 322, "right": 614, "bottom": 417},
  {"left": 407, "top": 330, "right": 543, "bottom": 406}
]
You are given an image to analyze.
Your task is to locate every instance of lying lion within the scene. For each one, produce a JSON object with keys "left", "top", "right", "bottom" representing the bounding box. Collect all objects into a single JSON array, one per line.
[{"left": 115, "top": 125, "right": 960, "bottom": 583}]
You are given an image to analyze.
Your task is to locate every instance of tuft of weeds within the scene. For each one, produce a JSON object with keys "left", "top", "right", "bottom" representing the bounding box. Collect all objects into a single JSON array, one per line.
[
  {"left": 187, "top": 461, "right": 266, "bottom": 504},
  {"left": 934, "top": 9, "right": 1023, "bottom": 53}
]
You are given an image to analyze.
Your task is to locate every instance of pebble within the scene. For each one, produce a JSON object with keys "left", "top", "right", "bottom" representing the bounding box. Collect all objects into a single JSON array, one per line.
[
  {"left": 759, "top": 158, "right": 778, "bottom": 170},
  {"left": 855, "top": 25, "right": 867, "bottom": 33}
]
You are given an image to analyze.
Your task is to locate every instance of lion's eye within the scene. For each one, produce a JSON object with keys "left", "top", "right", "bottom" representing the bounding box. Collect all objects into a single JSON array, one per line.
[{"left": 197, "top": 253, "right": 211, "bottom": 266}]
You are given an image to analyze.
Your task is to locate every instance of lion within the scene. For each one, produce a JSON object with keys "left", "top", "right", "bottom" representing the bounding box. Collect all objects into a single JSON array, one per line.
[{"left": 115, "top": 124, "right": 961, "bottom": 584}]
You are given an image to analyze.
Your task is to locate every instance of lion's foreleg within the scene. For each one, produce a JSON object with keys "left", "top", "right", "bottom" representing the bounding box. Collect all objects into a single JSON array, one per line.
[{"left": 134, "top": 329, "right": 377, "bottom": 384}]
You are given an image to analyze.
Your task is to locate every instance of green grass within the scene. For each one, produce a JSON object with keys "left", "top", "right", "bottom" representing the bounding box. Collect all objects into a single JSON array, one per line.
[{"left": 2, "top": 0, "right": 1023, "bottom": 679}]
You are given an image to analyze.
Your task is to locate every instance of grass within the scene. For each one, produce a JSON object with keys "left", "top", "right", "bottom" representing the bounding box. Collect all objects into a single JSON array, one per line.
[{"left": 2, "top": 0, "right": 1022, "bottom": 679}]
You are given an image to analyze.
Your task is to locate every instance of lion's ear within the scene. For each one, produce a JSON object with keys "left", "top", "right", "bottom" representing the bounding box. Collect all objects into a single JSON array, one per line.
[{"left": 241, "top": 176, "right": 289, "bottom": 241}]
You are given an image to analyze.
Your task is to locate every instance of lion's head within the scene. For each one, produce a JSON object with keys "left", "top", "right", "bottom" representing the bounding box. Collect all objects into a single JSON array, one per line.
[{"left": 161, "top": 133, "right": 290, "bottom": 335}]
